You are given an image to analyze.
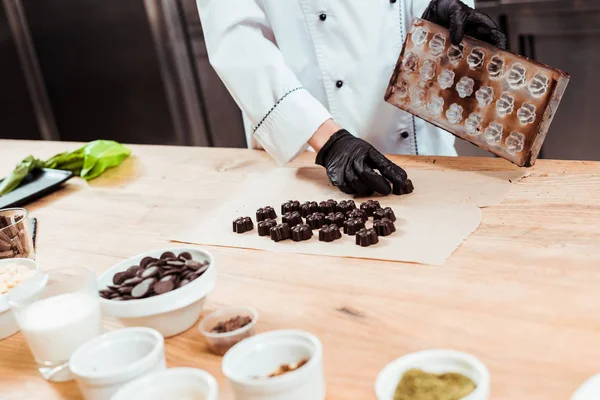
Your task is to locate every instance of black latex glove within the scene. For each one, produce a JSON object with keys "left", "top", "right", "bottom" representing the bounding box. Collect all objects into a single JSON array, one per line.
[
  {"left": 315, "top": 129, "right": 414, "bottom": 196},
  {"left": 422, "top": 0, "right": 507, "bottom": 49}
]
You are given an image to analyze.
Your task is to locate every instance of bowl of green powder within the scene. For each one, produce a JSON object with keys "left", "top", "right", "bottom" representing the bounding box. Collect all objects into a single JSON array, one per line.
[{"left": 374, "top": 349, "right": 490, "bottom": 400}]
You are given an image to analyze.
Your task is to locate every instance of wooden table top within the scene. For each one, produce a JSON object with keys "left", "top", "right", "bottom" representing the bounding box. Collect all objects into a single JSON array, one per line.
[{"left": 1, "top": 140, "right": 600, "bottom": 400}]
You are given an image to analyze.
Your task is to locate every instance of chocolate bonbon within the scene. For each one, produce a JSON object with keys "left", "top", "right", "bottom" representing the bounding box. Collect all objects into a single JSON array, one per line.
[
  {"left": 100, "top": 251, "right": 210, "bottom": 301},
  {"left": 270, "top": 223, "right": 291, "bottom": 242},
  {"left": 306, "top": 212, "right": 326, "bottom": 230},
  {"left": 360, "top": 200, "right": 381, "bottom": 217},
  {"left": 258, "top": 219, "right": 277, "bottom": 236},
  {"left": 256, "top": 206, "right": 277, "bottom": 222},
  {"left": 373, "top": 207, "right": 397, "bottom": 222},
  {"left": 319, "top": 199, "right": 338, "bottom": 214},
  {"left": 299, "top": 201, "right": 319, "bottom": 217},
  {"left": 281, "top": 200, "right": 300, "bottom": 214},
  {"left": 291, "top": 224, "right": 313, "bottom": 242},
  {"left": 373, "top": 218, "right": 396, "bottom": 236},
  {"left": 343, "top": 218, "right": 365, "bottom": 235},
  {"left": 393, "top": 179, "right": 414, "bottom": 195},
  {"left": 337, "top": 200, "right": 356, "bottom": 214},
  {"left": 325, "top": 212, "right": 345, "bottom": 227},
  {"left": 346, "top": 209, "right": 368, "bottom": 223},
  {"left": 282, "top": 211, "right": 303, "bottom": 228},
  {"left": 233, "top": 217, "right": 254, "bottom": 233},
  {"left": 318, "top": 224, "right": 342, "bottom": 242},
  {"left": 355, "top": 228, "right": 379, "bottom": 247}
]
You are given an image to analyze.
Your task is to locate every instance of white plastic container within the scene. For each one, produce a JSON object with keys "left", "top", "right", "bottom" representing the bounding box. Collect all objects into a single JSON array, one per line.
[
  {"left": 222, "top": 330, "right": 325, "bottom": 400},
  {"left": 198, "top": 307, "right": 258, "bottom": 355},
  {"left": 0, "top": 258, "right": 38, "bottom": 340},
  {"left": 375, "top": 349, "right": 490, "bottom": 400},
  {"left": 70, "top": 327, "right": 166, "bottom": 400},
  {"left": 111, "top": 368, "right": 218, "bottom": 400},
  {"left": 97, "top": 247, "right": 216, "bottom": 337}
]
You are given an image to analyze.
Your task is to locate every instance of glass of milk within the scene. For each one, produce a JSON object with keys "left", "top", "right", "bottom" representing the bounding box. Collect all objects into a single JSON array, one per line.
[{"left": 9, "top": 266, "right": 102, "bottom": 382}]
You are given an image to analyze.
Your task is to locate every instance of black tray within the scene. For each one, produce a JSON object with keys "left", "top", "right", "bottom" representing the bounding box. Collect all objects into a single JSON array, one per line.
[{"left": 0, "top": 169, "right": 74, "bottom": 209}]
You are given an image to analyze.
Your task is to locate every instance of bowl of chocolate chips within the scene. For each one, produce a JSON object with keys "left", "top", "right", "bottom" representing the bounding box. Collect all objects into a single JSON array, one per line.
[{"left": 98, "top": 247, "right": 216, "bottom": 337}]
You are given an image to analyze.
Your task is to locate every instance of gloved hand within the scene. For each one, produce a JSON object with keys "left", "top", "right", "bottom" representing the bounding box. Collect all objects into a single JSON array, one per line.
[
  {"left": 315, "top": 129, "right": 414, "bottom": 196},
  {"left": 422, "top": 0, "right": 507, "bottom": 49}
]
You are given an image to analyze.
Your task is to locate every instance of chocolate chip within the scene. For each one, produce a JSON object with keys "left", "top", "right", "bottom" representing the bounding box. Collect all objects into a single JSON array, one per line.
[
  {"left": 166, "top": 260, "right": 185, "bottom": 267},
  {"left": 140, "top": 256, "right": 155, "bottom": 268},
  {"left": 99, "top": 289, "right": 113, "bottom": 299},
  {"left": 154, "top": 280, "right": 175, "bottom": 294},
  {"left": 121, "top": 295, "right": 133, "bottom": 300},
  {"left": 112, "top": 272, "right": 127, "bottom": 285},
  {"left": 109, "top": 291, "right": 120, "bottom": 299},
  {"left": 118, "top": 286, "right": 132, "bottom": 295},
  {"left": 160, "top": 274, "right": 177, "bottom": 282},
  {"left": 131, "top": 278, "right": 156, "bottom": 298},
  {"left": 185, "top": 260, "right": 205, "bottom": 271},
  {"left": 141, "top": 266, "right": 160, "bottom": 279},
  {"left": 160, "top": 252, "right": 176, "bottom": 260},
  {"left": 178, "top": 279, "right": 190, "bottom": 288},
  {"left": 122, "top": 276, "right": 144, "bottom": 286},
  {"left": 112, "top": 297, "right": 124, "bottom": 301},
  {"left": 178, "top": 252, "right": 192, "bottom": 260},
  {"left": 127, "top": 266, "right": 143, "bottom": 276}
]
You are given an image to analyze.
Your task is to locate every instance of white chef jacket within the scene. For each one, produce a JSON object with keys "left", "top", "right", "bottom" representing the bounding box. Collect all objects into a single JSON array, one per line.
[{"left": 197, "top": 0, "right": 474, "bottom": 165}]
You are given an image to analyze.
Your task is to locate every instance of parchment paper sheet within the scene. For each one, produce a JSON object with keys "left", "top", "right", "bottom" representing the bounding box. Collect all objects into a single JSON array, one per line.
[{"left": 170, "top": 167, "right": 523, "bottom": 265}]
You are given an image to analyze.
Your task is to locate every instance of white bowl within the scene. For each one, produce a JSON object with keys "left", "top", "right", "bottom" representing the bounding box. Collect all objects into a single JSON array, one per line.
[
  {"left": 0, "top": 258, "right": 39, "bottom": 340},
  {"left": 111, "top": 368, "right": 219, "bottom": 400},
  {"left": 571, "top": 373, "right": 600, "bottom": 400},
  {"left": 98, "top": 247, "right": 216, "bottom": 337},
  {"left": 70, "top": 327, "right": 166, "bottom": 400},
  {"left": 198, "top": 307, "right": 259, "bottom": 355},
  {"left": 222, "top": 330, "right": 325, "bottom": 400},
  {"left": 375, "top": 349, "right": 490, "bottom": 400}
]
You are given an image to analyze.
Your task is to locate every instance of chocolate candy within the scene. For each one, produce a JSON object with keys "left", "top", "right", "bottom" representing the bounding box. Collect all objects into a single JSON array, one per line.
[
  {"left": 281, "top": 200, "right": 301, "bottom": 214},
  {"left": 337, "top": 200, "right": 356, "bottom": 214},
  {"left": 373, "top": 218, "right": 396, "bottom": 236},
  {"left": 355, "top": 228, "right": 379, "bottom": 247},
  {"left": 346, "top": 209, "right": 368, "bottom": 223},
  {"left": 318, "top": 224, "right": 342, "bottom": 242},
  {"left": 306, "top": 212, "right": 326, "bottom": 230},
  {"left": 270, "top": 223, "right": 291, "bottom": 242},
  {"left": 373, "top": 207, "right": 396, "bottom": 222},
  {"left": 282, "top": 211, "right": 303, "bottom": 228},
  {"left": 100, "top": 251, "right": 210, "bottom": 301},
  {"left": 319, "top": 199, "right": 338, "bottom": 214},
  {"left": 325, "top": 212, "right": 345, "bottom": 227},
  {"left": 258, "top": 219, "right": 277, "bottom": 236},
  {"left": 233, "top": 217, "right": 254, "bottom": 233},
  {"left": 291, "top": 224, "right": 313, "bottom": 242},
  {"left": 256, "top": 206, "right": 277, "bottom": 222},
  {"left": 299, "top": 201, "right": 319, "bottom": 217},
  {"left": 360, "top": 200, "right": 381, "bottom": 217},
  {"left": 393, "top": 179, "right": 414, "bottom": 195},
  {"left": 343, "top": 218, "right": 365, "bottom": 235}
]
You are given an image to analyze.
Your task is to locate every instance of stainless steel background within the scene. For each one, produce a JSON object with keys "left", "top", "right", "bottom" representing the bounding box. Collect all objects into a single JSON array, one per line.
[{"left": 0, "top": 0, "right": 598, "bottom": 161}]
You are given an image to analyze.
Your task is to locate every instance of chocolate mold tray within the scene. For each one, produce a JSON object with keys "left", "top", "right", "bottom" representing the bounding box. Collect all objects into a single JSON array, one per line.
[{"left": 385, "top": 18, "right": 570, "bottom": 167}]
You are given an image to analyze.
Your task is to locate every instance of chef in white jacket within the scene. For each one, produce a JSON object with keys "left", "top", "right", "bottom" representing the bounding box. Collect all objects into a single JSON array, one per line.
[{"left": 197, "top": 0, "right": 506, "bottom": 195}]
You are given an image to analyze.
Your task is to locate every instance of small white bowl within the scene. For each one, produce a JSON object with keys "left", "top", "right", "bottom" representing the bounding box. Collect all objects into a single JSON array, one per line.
[
  {"left": 199, "top": 307, "right": 258, "bottom": 355},
  {"left": 0, "top": 258, "right": 39, "bottom": 340},
  {"left": 571, "top": 373, "right": 600, "bottom": 400},
  {"left": 375, "top": 349, "right": 490, "bottom": 400},
  {"left": 70, "top": 327, "right": 166, "bottom": 400},
  {"left": 111, "top": 368, "right": 219, "bottom": 400},
  {"left": 98, "top": 247, "right": 216, "bottom": 337},
  {"left": 222, "top": 330, "right": 325, "bottom": 400}
]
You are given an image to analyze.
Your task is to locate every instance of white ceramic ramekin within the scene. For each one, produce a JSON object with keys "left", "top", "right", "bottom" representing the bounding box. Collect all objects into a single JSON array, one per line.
[
  {"left": 375, "top": 349, "right": 490, "bottom": 400},
  {"left": 69, "top": 327, "right": 166, "bottom": 400},
  {"left": 111, "top": 367, "right": 218, "bottom": 400},
  {"left": 222, "top": 330, "right": 325, "bottom": 400}
]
